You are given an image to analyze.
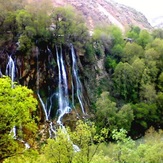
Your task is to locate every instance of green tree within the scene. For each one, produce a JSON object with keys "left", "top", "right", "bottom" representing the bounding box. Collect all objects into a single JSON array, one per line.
[
  {"left": 131, "top": 102, "right": 159, "bottom": 136},
  {"left": 136, "top": 127, "right": 163, "bottom": 163},
  {"left": 92, "top": 25, "right": 124, "bottom": 57},
  {"left": 42, "top": 128, "right": 74, "bottom": 163},
  {"left": 95, "top": 92, "right": 118, "bottom": 131},
  {"left": 137, "top": 29, "right": 152, "bottom": 48},
  {"left": 146, "top": 38, "right": 163, "bottom": 71},
  {"left": 84, "top": 42, "right": 96, "bottom": 64},
  {"left": 51, "top": 6, "right": 88, "bottom": 48},
  {"left": 140, "top": 84, "right": 156, "bottom": 103},
  {"left": 3, "top": 149, "right": 39, "bottom": 163},
  {"left": 131, "top": 58, "right": 145, "bottom": 100},
  {"left": 42, "top": 120, "right": 103, "bottom": 163},
  {"left": 18, "top": 34, "right": 33, "bottom": 52},
  {"left": 122, "top": 42, "right": 144, "bottom": 63},
  {"left": 0, "top": 0, "right": 25, "bottom": 46},
  {"left": 24, "top": 0, "right": 52, "bottom": 40},
  {"left": 152, "top": 28, "right": 163, "bottom": 39},
  {"left": 0, "top": 0, "right": 24, "bottom": 29},
  {"left": 108, "top": 25, "right": 124, "bottom": 46},
  {"left": 16, "top": 9, "right": 32, "bottom": 31},
  {"left": 71, "top": 120, "right": 97, "bottom": 163},
  {"left": 116, "top": 104, "right": 134, "bottom": 132},
  {"left": 0, "top": 76, "right": 38, "bottom": 161},
  {"left": 111, "top": 127, "right": 163, "bottom": 163},
  {"left": 92, "top": 26, "right": 113, "bottom": 54},
  {"left": 144, "top": 48, "right": 159, "bottom": 60},
  {"left": 158, "top": 72, "right": 163, "bottom": 91},
  {"left": 126, "top": 25, "right": 140, "bottom": 41},
  {"left": 105, "top": 55, "right": 117, "bottom": 73},
  {"left": 113, "top": 62, "right": 136, "bottom": 101},
  {"left": 14, "top": 1, "right": 53, "bottom": 53},
  {"left": 156, "top": 92, "right": 163, "bottom": 126},
  {"left": 143, "top": 48, "right": 159, "bottom": 83},
  {"left": 112, "top": 128, "right": 136, "bottom": 163},
  {"left": 95, "top": 92, "right": 134, "bottom": 136},
  {"left": 2, "top": 12, "right": 17, "bottom": 35}
]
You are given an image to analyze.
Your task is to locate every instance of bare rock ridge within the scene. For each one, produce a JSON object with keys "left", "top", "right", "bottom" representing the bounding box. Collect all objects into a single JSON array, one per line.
[{"left": 52, "top": 0, "right": 152, "bottom": 31}]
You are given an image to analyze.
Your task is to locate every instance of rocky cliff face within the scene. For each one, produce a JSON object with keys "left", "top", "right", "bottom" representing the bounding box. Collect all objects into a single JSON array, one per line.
[{"left": 52, "top": 0, "right": 152, "bottom": 32}]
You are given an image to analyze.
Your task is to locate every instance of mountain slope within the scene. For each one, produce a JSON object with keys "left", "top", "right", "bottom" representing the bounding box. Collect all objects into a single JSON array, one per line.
[{"left": 52, "top": 0, "right": 152, "bottom": 32}]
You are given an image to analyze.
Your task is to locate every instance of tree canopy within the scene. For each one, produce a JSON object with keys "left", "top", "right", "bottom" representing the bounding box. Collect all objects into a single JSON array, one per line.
[{"left": 0, "top": 76, "right": 38, "bottom": 161}]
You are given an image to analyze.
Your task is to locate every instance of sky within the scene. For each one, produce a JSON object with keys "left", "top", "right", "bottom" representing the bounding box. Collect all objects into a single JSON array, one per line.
[{"left": 114, "top": 0, "right": 163, "bottom": 25}]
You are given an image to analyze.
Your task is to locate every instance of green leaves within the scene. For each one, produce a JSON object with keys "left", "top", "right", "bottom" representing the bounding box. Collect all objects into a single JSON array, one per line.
[
  {"left": 92, "top": 25, "right": 124, "bottom": 56},
  {"left": 95, "top": 92, "right": 134, "bottom": 137},
  {"left": 113, "top": 62, "right": 136, "bottom": 101},
  {"left": 0, "top": 76, "right": 38, "bottom": 160},
  {"left": 51, "top": 6, "right": 88, "bottom": 47},
  {"left": 16, "top": 9, "right": 32, "bottom": 31},
  {"left": 122, "top": 42, "right": 144, "bottom": 63},
  {"left": 43, "top": 129, "right": 74, "bottom": 163},
  {"left": 131, "top": 102, "right": 159, "bottom": 135}
]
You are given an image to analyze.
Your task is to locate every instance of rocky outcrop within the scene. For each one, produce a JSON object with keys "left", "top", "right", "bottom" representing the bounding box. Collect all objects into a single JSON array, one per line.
[{"left": 52, "top": 0, "right": 152, "bottom": 32}]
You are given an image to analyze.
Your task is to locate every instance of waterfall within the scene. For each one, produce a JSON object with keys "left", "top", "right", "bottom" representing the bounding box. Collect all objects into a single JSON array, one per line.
[
  {"left": 56, "top": 46, "right": 71, "bottom": 125},
  {"left": 6, "top": 56, "right": 15, "bottom": 87},
  {"left": 55, "top": 46, "right": 80, "bottom": 152},
  {"left": 71, "top": 45, "right": 85, "bottom": 114},
  {"left": 0, "top": 68, "right": 2, "bottom": 77},
  {"left": 36, "top": 47, "right": 57, "bottom": 137},
  {"left": 36, "top": 47, "right": 49, "bottom": 121},
  {"left": 37, "top": 93, "right": 49, "bottom": 121},
  {"left": 6, "top": 55, "right": 17, "bottom": 138},
  {"left": 36, "top": 45, "right": 85, "bottom": 146},
  {"left": 34, "top": 45, "right": 85, "bottom": 126},
  {"left": 5, "top": 55, "right": 30, "bottom": 148}
]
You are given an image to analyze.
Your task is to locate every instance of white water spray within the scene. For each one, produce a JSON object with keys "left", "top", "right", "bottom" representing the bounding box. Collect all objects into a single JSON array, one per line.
[
  {"left": 71, "top": 45, "right": 85, "bottom": 114},
  {"left": 6, "top": 55, "right": 30, "bottom": 149},
  {"left": 6, "top": 56, "right": 15, "bottom": 87},
  {"left": 56, "top": 46, "right": 71, "bottom": 125},
  {"left": 36, "top": 47, "right": 57, "bottom": 137},
  {"left": 6, "top": 56, "right": 17, "bottom": 138}
]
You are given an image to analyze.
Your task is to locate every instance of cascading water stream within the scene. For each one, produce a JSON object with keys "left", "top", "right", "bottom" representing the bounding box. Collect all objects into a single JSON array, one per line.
[
  {"left": 6, "top": 55, "right": 15, "bottom": 88},
  {"left": 56, "top": 46, "right": 71, "bottom": 125},
  {"left": 55, "top": 46, "right": 80, "bottom": 152},
  {"left": 6, "top": 55, "right": 16, "bottom": 138},
  {"left": 36, "top": 47, "right": 57, "bottom": 137},
  {"left": 37, "top": 90, "right": 57, "bottom": 137},
  {"left": 71, "top": 45, "right": 85, "bottom": 114},
  {"left": 0, "top": 68, "right": 3, "bottom": 77},
  {"left": 36, "top": 48, "right": 49, "bottom": 121},
  {"left": 5, "top": 55, "right": 30, "bottom": 148},
  {"left": 4, "top": 45, "right": 85, "bottom": 151}
]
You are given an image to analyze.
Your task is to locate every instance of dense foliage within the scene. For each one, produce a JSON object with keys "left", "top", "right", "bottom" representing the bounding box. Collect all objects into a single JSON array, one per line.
[
  {"left": 4, "top": 125, "right": 163, "bottom": 163},
  {"left": 1, "top": 0, "right": 163, "bottom": 162},
  {"left": 87, "top": 24, "right": 163, "bottom": 139},
  {"left": 0, "top": 76, "right": 38, "bottom": 162}
]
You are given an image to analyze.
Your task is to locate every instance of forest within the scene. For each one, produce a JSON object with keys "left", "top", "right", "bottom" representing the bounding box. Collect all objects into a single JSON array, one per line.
[{"left": 0, "top": 0, "right": 163, "bottom": 162}]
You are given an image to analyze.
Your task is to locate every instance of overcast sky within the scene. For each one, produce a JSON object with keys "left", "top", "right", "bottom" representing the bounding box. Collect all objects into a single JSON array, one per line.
[{"left": 114, "top": 0, "right": 163, "bottom": 24}]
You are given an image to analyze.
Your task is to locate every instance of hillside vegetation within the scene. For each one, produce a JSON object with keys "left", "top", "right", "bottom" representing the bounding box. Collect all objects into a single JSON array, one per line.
[{"left": 0, "top": 0, "right": 163, "bottom": 162}]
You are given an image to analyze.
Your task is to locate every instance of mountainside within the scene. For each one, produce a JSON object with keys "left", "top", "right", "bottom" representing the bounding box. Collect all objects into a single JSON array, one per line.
[
  {"left": 52, "top": 0, "right": 152, "bottom": 32},
  {"left": 1, "top": 1, "right": 163, "bottom": 161}
]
